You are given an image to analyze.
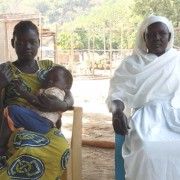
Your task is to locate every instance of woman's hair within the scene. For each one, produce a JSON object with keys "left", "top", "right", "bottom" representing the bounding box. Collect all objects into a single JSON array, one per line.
[
  {"left": 51, "top": 66, "right": 73, "bottom": 90},
  {"left": 13, "top": 20, "right": 39, "bottom": 39}
]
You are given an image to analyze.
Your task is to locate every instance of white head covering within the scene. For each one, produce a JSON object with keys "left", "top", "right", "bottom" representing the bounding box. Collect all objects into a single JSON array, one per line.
[{"left": 106, "top": 15, "right": 180, "bottom": 111}]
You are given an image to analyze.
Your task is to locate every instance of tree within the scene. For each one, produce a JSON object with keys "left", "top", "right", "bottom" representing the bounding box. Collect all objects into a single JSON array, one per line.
[
  {"left": 58, "top": 0, "right": 140, "bottom": 50},
  {"left": 57, "top": 32, "right": 84, "bottom": 50},
  {"left": 134, "top": 0, "right": 180, "bottom": 27}
]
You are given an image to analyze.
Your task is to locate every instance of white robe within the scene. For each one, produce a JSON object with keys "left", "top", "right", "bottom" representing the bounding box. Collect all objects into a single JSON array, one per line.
[{"left": 123, "top": 101, "right": 180, "bottom": 180}]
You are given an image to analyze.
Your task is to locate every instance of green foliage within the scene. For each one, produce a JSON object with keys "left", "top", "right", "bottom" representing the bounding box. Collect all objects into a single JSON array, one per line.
[
  {"left": 58, "top": 0, "right": 139, "bottom": 50},
  {"left": 134, "top": 0, "right": 180, "bottom": 27},
  {"left": 174, "top": 29, "right": 180, "bottom": 47},
  {"left": 75, "top": 28, "right": 88, "bottom": 49},
  {"left": 57, "top": 32, "right": 84, "bottom": 50}
]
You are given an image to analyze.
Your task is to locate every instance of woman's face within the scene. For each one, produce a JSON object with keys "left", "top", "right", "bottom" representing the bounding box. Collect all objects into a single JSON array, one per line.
[
  {"left": 12, "top": 28, "right": 40, "bottom": 61},
  {"left": 144, "top": 22, "right": 170, "bottom": 56}
]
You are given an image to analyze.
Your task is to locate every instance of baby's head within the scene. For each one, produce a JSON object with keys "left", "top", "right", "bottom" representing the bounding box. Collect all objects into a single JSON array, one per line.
[{"left": 42, "top": 66, "right": 73, "bottom": 92}]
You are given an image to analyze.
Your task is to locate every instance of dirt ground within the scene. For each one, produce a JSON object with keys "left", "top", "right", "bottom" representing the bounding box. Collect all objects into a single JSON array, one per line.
[{"left": 61, "top": 74, "right": 115, "bottom": 180}]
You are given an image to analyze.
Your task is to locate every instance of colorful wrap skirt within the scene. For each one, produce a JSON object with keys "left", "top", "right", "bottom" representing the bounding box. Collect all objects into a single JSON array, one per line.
[{"left": 0, "top": 128, "right": 70, "bottom": 180}]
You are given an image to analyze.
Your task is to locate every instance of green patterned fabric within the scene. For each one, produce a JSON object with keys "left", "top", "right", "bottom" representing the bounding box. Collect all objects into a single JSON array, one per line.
[
  {"left": 4, "top": 60, "right": 53, "bottom": 107},
  {"left": 0, "top": 128, "right": 70, "bottom": 179}
]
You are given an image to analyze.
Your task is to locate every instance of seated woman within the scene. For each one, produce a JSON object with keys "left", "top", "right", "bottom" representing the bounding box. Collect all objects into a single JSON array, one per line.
[
  {"left": 106, "top": 15, "right": 180, "bottom": 180},
  {"left": 0, "top": 20, "right": 73, "bottom": 179}
]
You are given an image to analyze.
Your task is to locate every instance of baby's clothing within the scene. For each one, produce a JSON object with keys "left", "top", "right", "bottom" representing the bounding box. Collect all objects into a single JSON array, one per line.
[{"left": 32, "top": 87, "right": 65, "bottom": 127}]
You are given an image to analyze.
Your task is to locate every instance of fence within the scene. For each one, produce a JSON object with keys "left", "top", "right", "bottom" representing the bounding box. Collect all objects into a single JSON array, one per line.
[{"left": 41, "top": 49, "right": 133, "bottom": 75}]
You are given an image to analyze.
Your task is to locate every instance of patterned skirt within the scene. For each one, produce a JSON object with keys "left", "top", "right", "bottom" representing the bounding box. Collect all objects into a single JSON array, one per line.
[{"left": 0, "top": 128, "right": 70, "bottom": 180}]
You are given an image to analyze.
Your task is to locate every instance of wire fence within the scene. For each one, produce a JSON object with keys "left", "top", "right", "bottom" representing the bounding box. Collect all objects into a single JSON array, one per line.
[{"left": 40, "top": 27, "right": 180, "bottom": 76}]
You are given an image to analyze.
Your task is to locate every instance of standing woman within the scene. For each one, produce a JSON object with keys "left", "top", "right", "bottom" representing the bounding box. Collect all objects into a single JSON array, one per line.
[
  {"left": 106, "top": 15, "right": 180, "bottom": 180},
  {"left": 0, "top": 21, "right": 73, "bottom": 179}
]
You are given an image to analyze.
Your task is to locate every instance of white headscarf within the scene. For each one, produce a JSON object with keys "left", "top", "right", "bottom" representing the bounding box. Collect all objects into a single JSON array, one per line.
[{"left": 106, "top": 15, "right": 180, "bottom": 111}]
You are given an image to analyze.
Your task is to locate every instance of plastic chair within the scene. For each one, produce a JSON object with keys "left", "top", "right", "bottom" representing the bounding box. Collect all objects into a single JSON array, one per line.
[
  {"left": 60, "top": 106, "right": 83, "bottom": 180},
  {"left": 115, "top": 133, "right": 125, "bottom": 180},
  {"left": 115, "top": 107, "right": 131, "bottom": 180}
]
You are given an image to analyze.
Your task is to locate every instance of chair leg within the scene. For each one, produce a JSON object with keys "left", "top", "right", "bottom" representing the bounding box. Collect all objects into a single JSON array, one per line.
[
  {"left": 115, "top": 133, "right": 125, "bottom": 180},
  {"left": 71, "top": 107, "right": 82, "bottom": 180}
]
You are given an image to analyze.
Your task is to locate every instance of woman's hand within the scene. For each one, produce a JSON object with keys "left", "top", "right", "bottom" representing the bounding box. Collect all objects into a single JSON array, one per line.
[
  {"left": 112, "top": 108, "right": 130, "bottom": 135},
  {"left": 111, "top": 100, "right": 130, "bottom": 135},
  {"left": 36, "top": 93, "right": 68, "bottom": 112},
  {"left": 0, "top": 63, "right": 12, "bottom": 90}
]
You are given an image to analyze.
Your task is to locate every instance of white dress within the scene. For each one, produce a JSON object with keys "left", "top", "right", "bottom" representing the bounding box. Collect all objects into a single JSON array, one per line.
[{"left": 123, "top": 100, "right": 180, "bottom": 180}]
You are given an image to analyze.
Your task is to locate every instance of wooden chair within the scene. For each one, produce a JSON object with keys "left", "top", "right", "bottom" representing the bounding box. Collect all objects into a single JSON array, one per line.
[{"left": 60, "top": 106, "right": 83, "bottom": 180}]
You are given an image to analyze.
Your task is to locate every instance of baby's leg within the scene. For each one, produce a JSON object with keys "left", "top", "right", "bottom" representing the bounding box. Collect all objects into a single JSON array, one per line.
[{"left": 4, "top": 105, "right": 52, "bottom": 134}]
